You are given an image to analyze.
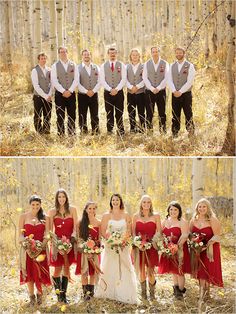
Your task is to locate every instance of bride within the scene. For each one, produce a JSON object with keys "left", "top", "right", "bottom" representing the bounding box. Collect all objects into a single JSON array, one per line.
[{"left": 94, "top": 193, "right": 138, "bottom": 304}]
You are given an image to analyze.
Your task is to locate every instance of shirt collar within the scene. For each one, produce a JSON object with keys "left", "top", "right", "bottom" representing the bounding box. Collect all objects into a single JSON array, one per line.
[
  {"left": 82, "top": 62, "right": 92, "bottom": 68},
  {"left": 177, "top": 59, "right": 186, "bottom": 65},
  {"left": 60, "top": 59, "right": 69, "bottom": 66},
  {"left": 152, "top": 57, "right": 160, "bottom": 65}
]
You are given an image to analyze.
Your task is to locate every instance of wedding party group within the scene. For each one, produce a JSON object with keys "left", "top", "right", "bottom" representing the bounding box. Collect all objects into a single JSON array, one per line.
[
  {"left": 18, "top": 190, "right": 223, "bottom": 307},
  {"left": 31, "top": 45, "right": 195, "bottom": 138}
]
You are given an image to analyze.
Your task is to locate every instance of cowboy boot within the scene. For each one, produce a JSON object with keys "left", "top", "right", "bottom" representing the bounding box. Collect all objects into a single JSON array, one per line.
[
  {"left": 28, "top": 294, "right": 36, "bottom": 306},
  {"left": 82, "top": 285, "right": 91, "bottom": 301},
  {"left": 173, "top": 285, "right": 179, "bottom": 297},
  {"left": 88, "top": 284, "right": 95, "bottom": 297},
  {"left": 61, "top": 276, "right": 69, "bottom": 304},
  {"left": 36, "top": 293, "right": 43, "bottom": 305},
  {"left": 149, "top": 280, "right": 156, "bottom": 301},
  {"left": 176, "top": 287, "right": 186, "bottom": 299},
  {"left": 52, "top": 276, "right": 62, "bottom": 302},
  {"left": 140, "top": 281, "right": 147, "bottom": 300}
]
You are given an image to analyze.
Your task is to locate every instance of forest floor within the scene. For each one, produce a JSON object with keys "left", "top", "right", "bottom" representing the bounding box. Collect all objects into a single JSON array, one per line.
[
  {"left": 0, "top": 233, "right": 235, "bottom": 314},
  {"left": 0, "top": 65, "right": 231, "bottom": 156}
]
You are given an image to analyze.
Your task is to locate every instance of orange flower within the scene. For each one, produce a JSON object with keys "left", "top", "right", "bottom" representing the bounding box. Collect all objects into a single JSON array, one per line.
[
  {"left": 87, "top": 239, "right": 95, "bottom": 249},
  {"left": 28, "top": 234, "right": 34, "bottom": 239}
]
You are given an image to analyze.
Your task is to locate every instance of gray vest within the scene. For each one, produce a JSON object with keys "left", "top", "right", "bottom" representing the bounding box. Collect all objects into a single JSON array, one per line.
[
  {"left": 104, "top": 61, "right": 122, "bottom": 89},
  {"left": 78, "top": 63, "right": 99, "bottom": 93},
  {"left": 146, "top": 59, "right": 166, "bottom": 88},
  {"left": 56, "top": 60, "right": 75, "bottom": 90},
  {"left": 34, "top": 65, "right": 51, "bottom": 95},
  {"left": 127, "top": 63, "right": 144, "bottom": 94},
  {"left": 171, "top": 61, "right": 192, "bottom": 92}
]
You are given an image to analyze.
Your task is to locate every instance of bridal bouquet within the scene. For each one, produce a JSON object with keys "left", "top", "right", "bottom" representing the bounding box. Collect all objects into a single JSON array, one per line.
[
  {"left": 78, "top": 237, "right": 103, "bottom": 254},
  {"left": 133, "top": 234, "right": 152, "bottom": 251},
  {"left": 49, "top": 231, "right": 72, "bottom": 255},
  {"left": 22, "top": 234, "right": 43, "bottom": 259},
  {"left": 105, "top": 231, "right": 132, "bottom": 254}
]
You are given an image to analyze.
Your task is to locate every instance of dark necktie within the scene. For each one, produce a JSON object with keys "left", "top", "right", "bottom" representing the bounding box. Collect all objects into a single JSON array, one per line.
[{"left": 111, "top": 62, "right": 114, "bottom": 72}]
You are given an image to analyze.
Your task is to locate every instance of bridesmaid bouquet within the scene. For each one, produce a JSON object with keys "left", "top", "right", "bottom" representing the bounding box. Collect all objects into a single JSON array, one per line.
[
  {"left": 22, "top": 234, "right": 43, "bottom": 259},
  {"left": 161, "top": 234, "right": 179, "bottom": 258},
  {"left": 133, "top": 234, "right": 152, "bottom": 251},
  {"left": 49, "top": 231, "right": 72, "bottom": 255},
  {"left": 187, "top": 232, "right": 207, "bottom": 253},
  {"left": 78, "top": 238, "right": 103, "bottom": 254},
  {"left": 105, "top": 231, "right": 132, "bottom": 254}
]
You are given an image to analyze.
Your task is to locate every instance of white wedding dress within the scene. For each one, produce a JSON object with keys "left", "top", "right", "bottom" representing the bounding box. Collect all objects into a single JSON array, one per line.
[{"left": 95, "top": 219, "right": 138, "bottom": 304}]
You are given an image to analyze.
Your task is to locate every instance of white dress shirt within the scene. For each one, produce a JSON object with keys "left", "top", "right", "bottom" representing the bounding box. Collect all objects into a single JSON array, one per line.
[
  {"left": 78, "top": 62, "right": 101, "bottom": 94},
  {"left": 126, "top": 63, "right": 145, "bottom": 90},
  {"left": 100, "top": 60, "right": 127, "bottom": 92},
  {"left": 51, "top": 59, "right": 78, "bottom": 93},
  {"left": 168, "top": 59, "right": 196, "bottom": 93},
  {"left": 142, "top": 58, "right": 169, "bottom": 92},
  {"left": 31, "top": 65, "right": 53, "bottom": 99}
]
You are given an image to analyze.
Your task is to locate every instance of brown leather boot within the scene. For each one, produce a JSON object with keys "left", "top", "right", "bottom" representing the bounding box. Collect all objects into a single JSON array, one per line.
[
  {"left": 140, "top": 281, "right": 147, "bottom": 300},
  {"left": 36, "top": 293, "right": 42, "bottom": 305},
  {"left": 149, "top": 281, "right": 156, "bottom": 301}
]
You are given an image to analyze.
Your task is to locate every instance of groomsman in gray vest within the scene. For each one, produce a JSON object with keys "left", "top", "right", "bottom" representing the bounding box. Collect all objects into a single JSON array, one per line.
[
  {"left": 143, "top": 46, "right": 169, "bottom": 134},
  {"left": 100, "top": 47, "right": 126, "bottom": 135},
  {"left": 126, "top": 48, "right": 146, "bottom": 133},
  {"left": 78, "top": 49, "right": 100, "bottom": 134},
  {"left": 51, "top": 46, "right": 78, "bottom": 136},
  {"left": 168, "top": 47, "right": 195, "bottom": 137},
  {"left": 31, "top": 52, "right": 53, "bottom": 134}
]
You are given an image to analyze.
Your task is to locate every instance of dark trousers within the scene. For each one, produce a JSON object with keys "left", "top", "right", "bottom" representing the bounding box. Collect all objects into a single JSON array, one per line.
[
  {"left": 55, "top": 91, "right": 76, "bottom": 136},
  {"left": 104, "top": 90, "right": 125, "bottom": 134},
  {"left": 78, "top": 93, "right": 99, "bottom": 134},
  {"left": 33, "top": 95, "right": 52, "bottom": 134},
  {"left": 145, "top": 89, "right": 166, "bottom": 132},
  {"left": 172, "top": 91, "right": 194, "bottom": 136},
  {"left": 127, "top": 92, "right": 146, "bottom": 132}
]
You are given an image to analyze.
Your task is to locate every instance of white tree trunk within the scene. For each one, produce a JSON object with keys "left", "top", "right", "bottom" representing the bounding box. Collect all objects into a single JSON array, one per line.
[{"left": 192, "top": 158, "right": 205, "bottom": 210}]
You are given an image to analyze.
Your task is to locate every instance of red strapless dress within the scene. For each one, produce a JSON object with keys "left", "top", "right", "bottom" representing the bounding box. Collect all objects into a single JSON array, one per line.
[
  {"left": 50, "top": 217, "right": 75, "bottom": 266},
  {"left": 135, "top": 221, "right": 159, "bottom": 268},
  {"left": 158, "top": 226, "right": 191, "bottom": 275},
  {"left": 75, "top": 226, "right": 100, "bottom": 275},
  {"left": 192, "top": 226, "right": 223, "bottom": 287},
  {"left": 20, "top": 223, "right": 51, "bottom": 292}
]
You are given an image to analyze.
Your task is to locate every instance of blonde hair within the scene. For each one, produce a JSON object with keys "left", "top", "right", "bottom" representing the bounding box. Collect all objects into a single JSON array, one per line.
[
  {"left": 139, "top": 195, "right": 153, "bottom": 217},
  {"left": 193, "top": 198, "right": 216, "bottom": 220},
  {"left": 129, "top": 48, "right": 141, "bottom": 62}
]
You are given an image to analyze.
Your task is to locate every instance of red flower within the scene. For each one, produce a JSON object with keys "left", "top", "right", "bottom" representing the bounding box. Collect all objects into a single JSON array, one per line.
[
  {"left": 70, "top": 69, "right": 74, "bottom": 73},
  {"left": 183, "top": 71, "right": 188, "bottom": 74},
  {"left": 95, "top": 72, "right": 98, "bottom": 76}
]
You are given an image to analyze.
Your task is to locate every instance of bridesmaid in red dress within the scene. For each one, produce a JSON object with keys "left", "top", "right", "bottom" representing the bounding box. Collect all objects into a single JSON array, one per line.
[
  {"left": 48, "top": 189, "right": 78, "bottom": 304},
  {"left": 75, "top": 201, "right": 101, "bottom": 299},
  {"left": 132, "top": 195, "right": 161, "bottom": 300},
  {"left": 19, "top": 195, "right": 51, "bottom": 306},
  {"left": 158, "top": 201, "right": 190, "bottom": 299},
  {"left": 190, "top": 198, "right": 223, "bottom": 301}
]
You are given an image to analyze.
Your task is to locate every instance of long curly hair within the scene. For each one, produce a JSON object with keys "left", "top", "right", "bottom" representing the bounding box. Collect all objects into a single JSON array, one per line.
[{"left": 194, "top": 198, "right": 216, "bottom": 221}]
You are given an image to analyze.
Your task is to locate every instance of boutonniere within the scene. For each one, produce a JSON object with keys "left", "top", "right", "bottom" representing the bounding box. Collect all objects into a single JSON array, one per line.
[
  {"left": 117, "top": 66, "right": 121, "bottom": 73},
  {"left": 183, "top": 71, "right": 188, "bottom": 74},
  {"left": 48, "top": 71, "right": 51, "bottom": 78},
  {"left": 95, "top": 72, "right": 98, "bottom": 76},
  {"left": 70, "top": 69, "right": 74, "bottom": 73},
  {"left": 160, "top": 65, "right": 165, "bottom": 73}
]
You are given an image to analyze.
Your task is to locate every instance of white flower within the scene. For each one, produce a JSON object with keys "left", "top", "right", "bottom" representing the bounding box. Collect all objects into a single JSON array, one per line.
[
  {"left": 195, "top": 243, "right": 199, "bottom": 247},
  {"left": 84, "top": 249, "right": 88, "bottom": 253},
  {"left": 199, "top": 242, "right": 203, "bottom": 247},
  {"left": 58, "top": 245, "right": 64, "bottom": 250}
]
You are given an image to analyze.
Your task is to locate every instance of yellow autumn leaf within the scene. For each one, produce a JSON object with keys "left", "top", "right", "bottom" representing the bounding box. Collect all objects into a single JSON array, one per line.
[
  {"left": 55, "top": 289, "right": 60, "bottom": 295},
  {"left": 36, "top": 254, "right": 46, "bottom": 262},
  {"left": 16, "top": 208, "right": 23, "bottom": 212},
  {"left": 61, "top": 305, "right": 66, "bottom": 312},
  {"left": 10, "top": 268, "right": 16, "bottom": 276},
  {"left": 218, "top": 291, "right": 224, "bottom": 296}
]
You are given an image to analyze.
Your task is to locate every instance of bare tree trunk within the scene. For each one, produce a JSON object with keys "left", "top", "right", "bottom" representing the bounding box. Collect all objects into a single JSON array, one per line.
[
  {"left": 220, "top": 0, "right": 235, "bottom": 155},
  {"left": 33, "top": 0, "right": 42, "bottom": 63},
  {"left": 192, "top": 158, "right": 205, "bottom": 209},
  {"left": 49, "top": 0, "right": 57, "bottom": 63},
  {"left": 233, "top": 158, "right": 236, "bottom": 234},
  {"left": 56, "top": 0, "right": 64, "bottom": 46}
]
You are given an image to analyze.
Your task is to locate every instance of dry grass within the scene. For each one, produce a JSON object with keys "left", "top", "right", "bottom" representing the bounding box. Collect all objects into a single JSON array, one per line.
[
  {"left": 0, "top": 64, "right": 230, "bottom": 156},
  {"left": 0, "top": 235, "right": 235, "bottom": 314}
]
